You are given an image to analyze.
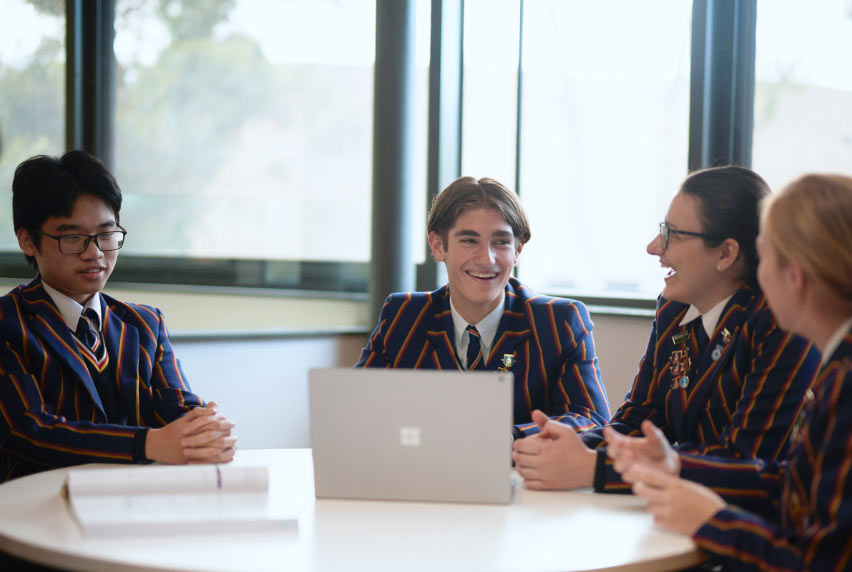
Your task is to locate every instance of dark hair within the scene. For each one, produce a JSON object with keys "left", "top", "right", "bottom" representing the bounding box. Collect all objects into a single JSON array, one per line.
[
  {"left": 680, "top": 165, "right": 770, "bottom": 286},
  {"left": 427, "top": 176, "right": 531, "bottom": 246},
  {"left": 12, "top": 150, "right": 122, "bottom": 268}
]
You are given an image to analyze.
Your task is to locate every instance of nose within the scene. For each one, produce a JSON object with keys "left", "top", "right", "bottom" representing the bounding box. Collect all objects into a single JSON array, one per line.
[
  {"left": 80, "top": 237, "right": 104, "bottom": 258},
  {"left": 647, "top": 233, "right": 664, "bottom": 256},
  {"left": 475, "top": 242, "right": 496, "bottom": 264}
]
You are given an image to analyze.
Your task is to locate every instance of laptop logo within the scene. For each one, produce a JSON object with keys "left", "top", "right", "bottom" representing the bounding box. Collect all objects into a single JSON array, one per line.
[{"left": 400, "top": 427, "right": 421, "bottom": 446}]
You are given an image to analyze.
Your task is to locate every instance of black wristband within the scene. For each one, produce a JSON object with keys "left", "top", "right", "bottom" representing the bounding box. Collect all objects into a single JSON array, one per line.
[{"left": 593, "top": 447, "right": 607, "bottom": 492}]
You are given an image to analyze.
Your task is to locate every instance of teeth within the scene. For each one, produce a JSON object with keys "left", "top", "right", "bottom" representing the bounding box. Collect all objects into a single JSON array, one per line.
[{"left": 469, "top": 271, "right": 497, "bottom": 279}]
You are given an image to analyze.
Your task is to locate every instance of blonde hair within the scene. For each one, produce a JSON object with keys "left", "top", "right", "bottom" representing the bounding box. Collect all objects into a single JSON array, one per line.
[{"left": 763, "top": 174, "right": 852, "bottom": 301}]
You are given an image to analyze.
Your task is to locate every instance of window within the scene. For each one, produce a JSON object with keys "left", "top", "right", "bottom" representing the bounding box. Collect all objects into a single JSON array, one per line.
[
  {"left": 114, "top": 0, "right": 377, "bottom": 262},
  {"left": 462, "top": 0, "right": 692, "bottom": 299},
  {"left": 0, "top": 0, "right": 65, "bottom": 254},
  {"left": 752, "top": 0, "right": 852, "bottom": 191},
  {"left": 461, "top": 0, "right": 521, "bottom": 187}
]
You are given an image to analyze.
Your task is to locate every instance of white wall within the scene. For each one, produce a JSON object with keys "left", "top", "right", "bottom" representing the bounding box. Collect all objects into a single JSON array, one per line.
[{"left": 172, "top": 334, "right": 364, "bottom": 450}]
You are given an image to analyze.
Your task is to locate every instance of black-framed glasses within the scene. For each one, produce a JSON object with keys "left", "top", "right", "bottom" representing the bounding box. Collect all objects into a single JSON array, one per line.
[
  {"left": 36, "top": 226, "right": 127, "bottom": 254},
  {"left": 658, "top": 222, "right": 708, "bottom": 250}
]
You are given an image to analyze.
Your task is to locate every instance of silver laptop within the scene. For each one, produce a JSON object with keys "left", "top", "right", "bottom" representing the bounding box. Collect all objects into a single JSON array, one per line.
[{"left": 309, "top": 367, "right": 514, "bottom": 504}]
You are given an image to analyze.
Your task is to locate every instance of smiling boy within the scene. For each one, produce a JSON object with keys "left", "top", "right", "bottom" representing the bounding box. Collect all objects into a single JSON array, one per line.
[
  {"left": 0, "top": 150, "right": 236, "bottom": 481},
  {"left": 356, "top": 176, "right": 610, "bottom": 436}
]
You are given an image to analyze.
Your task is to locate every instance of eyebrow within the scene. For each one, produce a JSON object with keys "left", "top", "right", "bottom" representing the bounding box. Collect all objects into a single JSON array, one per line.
[
  {"left": 453, "top": 229, "right": 481, "bottom": 238},
  {"left": 55, "top": 221, "right": 117, "bottom": 232},
  {"left": 452, "top": 229, "right": 514, "bottom": 239}
]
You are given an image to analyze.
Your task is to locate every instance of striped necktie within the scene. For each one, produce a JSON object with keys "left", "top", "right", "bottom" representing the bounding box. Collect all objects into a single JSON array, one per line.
[
  {"left": 466, "top": 325, "right": 483, "bottom": 370},
  {"left": 75, "top": 308, "right": 108, "bottom": 371}
]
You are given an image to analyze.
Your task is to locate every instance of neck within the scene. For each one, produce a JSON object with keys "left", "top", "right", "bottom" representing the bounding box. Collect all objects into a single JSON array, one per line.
[
  {"left": 453, "top": 299, "right": 502, "bottom": 326},
  {"left": 802, "top": 307, "right": 852, "bottom": 356},
  {"left": 693, "top": 280, "right": 743, "bottom": 315},
  {"left": 789, "top": 281, "right": 852, "bottom": 354}
]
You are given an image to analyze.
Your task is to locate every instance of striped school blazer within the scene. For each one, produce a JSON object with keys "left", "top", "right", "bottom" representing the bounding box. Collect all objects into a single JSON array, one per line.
[
  {"left": 355, "top": 277, "right": 610, "bottom": 434},
  {"left": 0, "top": 277, "right": 203, "bottom": 481},
  {"left": 583, "top": 286, "right": 819, "bottom": 492},
  {"left": 679, "top": 326, "right": 852, "bottom": 571}
]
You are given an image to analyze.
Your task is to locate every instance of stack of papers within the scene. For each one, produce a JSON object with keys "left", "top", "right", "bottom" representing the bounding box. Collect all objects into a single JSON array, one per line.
[{"left": 65, "top": 464, "right": 296, "bottom": 537}]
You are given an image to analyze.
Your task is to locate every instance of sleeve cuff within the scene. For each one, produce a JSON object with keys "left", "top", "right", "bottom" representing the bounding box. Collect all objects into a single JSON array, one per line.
[
  {"left": 132, "top": 427, "right": 150, "bottom": 462},
  {"left": 594, "top": 448, "right": 607, "bottom": 492}
]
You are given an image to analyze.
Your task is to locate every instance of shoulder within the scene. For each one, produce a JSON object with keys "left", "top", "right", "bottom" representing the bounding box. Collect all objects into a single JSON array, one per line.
[
  {"left": 508, "top": 279, "right": 591, "bottom": 322},
  {"left": 0, "top": 286, "right": 26, "bottom": 336},
  {"left": 381, "top": 286, "right": 448, "bottom": 315},
  {"left": 654, "top": 295, "right": 689, "bottom": 323},
  {"left": 734, "top": 288, "right": 785, "bottom": 338},
  {"left": 103, "top": 294, "right": 166, "bottom": 328},
  {"left": 0, "top": 284, "right": 24, "bottom": 311}
]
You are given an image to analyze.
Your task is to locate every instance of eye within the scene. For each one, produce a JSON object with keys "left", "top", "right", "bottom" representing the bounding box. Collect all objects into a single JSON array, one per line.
[{"left": 62, "top": 235, "right": 84, "bottom": 244}]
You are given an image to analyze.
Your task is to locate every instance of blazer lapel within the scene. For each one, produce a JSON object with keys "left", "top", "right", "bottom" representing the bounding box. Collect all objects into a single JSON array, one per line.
[
  {"left": 663, "top": 315, "right": 693, "bottom": 442},
  {"left": 102, "top": 298, "right": 143, "bottom": 425},
  {"left": 487, "top": 280, "right": 531, "bottom": 370},
  {"left": 20, "top": 278, "right": 106, "bottom": 418},
  {"left": 681, "top": 288, "right": 754, "bottom": 431},
  {"left": 424, "top": 286, "right": 463, "bottom": 370}
]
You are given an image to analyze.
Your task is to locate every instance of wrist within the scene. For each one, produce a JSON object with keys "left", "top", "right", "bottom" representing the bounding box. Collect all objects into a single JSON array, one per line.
[
  {"left": 144, "top": 427, "right": 161, "bottom": 461},
  {"left": 593, "top": 448, "right": 607, "bottom": 491},
  {"left": 582, "top": 446, "right": 597, "bottom": 488}
]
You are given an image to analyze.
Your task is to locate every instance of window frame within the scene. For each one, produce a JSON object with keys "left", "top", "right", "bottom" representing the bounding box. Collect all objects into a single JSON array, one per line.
[{"left": 2, "top": 0, "right": 759, "bottom": 313}]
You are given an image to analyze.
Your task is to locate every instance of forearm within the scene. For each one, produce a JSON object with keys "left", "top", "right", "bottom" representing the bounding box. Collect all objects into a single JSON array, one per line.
[
  {"left": 3, "top": 415, "right": 148, "bottom": 468},
  {"left": 694, "top": 507, "right": 806, "bottom": 571}
]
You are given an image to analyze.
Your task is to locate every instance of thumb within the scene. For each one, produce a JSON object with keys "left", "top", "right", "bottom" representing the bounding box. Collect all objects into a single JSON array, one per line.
[
  {"left": 531, "top": 410, "right": 550, "bottom": 430},
  {"left": 641, "top": 420, "right": 666, "bottom": 446}
]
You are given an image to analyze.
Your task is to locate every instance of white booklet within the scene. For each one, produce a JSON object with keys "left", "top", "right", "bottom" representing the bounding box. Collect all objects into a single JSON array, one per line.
[{"left": 65, "top": 464, "right": 296, "bottom": 537}]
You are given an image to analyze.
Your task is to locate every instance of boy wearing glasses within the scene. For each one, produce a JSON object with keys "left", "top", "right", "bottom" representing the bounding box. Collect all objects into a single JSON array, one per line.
[{"left": 0, "top": 150, "right": 236, "bottom": 482}]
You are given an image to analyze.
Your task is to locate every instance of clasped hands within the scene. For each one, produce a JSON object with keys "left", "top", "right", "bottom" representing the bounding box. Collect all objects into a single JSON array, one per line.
[
  {"left": 145, "top": 401, "right": 237, "bottom": 465},
  {"left": 512, "top": 412, "right": 724, "bottom": 535}
]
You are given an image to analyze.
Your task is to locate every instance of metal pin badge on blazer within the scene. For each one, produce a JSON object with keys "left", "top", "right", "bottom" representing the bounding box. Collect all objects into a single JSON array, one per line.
[
  {"left": 712, "top": 328, "right": 734, "bottom": 361},
  {"left": 499, "top": 353, "right": 517, "bottom": 371}
]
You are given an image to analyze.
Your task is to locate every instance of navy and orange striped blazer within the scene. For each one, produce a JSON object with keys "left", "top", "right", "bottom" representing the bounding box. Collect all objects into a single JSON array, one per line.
[
  {"left": 0, "top": 277, "right": 203, "bottom": 481},
  {"left": 355, "top": 278, "right": 610, "bottom": 435},
  {"left": 583, "top": 286, "right": 819, "bottom": 492},
  {"left": 679, "top": 326, "right": 852, "bottom": 571}
]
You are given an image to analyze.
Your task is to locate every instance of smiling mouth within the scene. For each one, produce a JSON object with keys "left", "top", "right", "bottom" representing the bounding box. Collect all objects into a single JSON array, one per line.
[
  {"left": 467, "top": 270, "right": 498, "bottom": 280},
  {"left": 80, "top": 267, "right": 106, "bottom": 275},
  {"left": 661, "top": 263, "right": 677, "bottom": 279}
]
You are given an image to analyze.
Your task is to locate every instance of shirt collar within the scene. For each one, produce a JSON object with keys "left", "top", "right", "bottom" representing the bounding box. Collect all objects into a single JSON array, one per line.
[
  {"left": 41, "top": 280, "right": 103, "bottom": 332},
  {"left": 821, "top": 315, "right": 852, "bottom": 367},
  {"left": 678, "top": 294, "right": 733, "bottom": 339},
  {"left": 450, "top": 293, "right": 505, "bottom": 356}
]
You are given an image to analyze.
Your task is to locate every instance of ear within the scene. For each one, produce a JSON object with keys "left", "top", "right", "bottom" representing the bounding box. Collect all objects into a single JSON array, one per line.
[
  {"left": 16, "top": 228, "right": 39, "bottom": 257},
  {"left": 514, "top": 240, "right": 524, "bottom": 265},
  {"left": 427, "top": 231, "right": 446, "bottom": 262},
  {"left": 715, "top": 238, "right": 741, "bottom": 273},
  {"left": 785, "top": 259, "right": 807, "bottom": 294}
]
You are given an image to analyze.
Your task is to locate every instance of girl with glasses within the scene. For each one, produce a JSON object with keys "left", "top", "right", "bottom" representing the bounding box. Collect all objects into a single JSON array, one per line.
[
  {"left": 513, "top": 166, "right": 819, "bottom": 494},
  {"left": 607, "top": 173, "right": 852, "bottom": 570}
]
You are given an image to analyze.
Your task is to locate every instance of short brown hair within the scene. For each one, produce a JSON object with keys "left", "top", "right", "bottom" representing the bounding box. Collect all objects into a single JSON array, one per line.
[
  {"left": 427, "top": 176, "right": 531, "bottom": 245},
  {"left": 763, "top": 173, "right": 852, "bottom": 301}
]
